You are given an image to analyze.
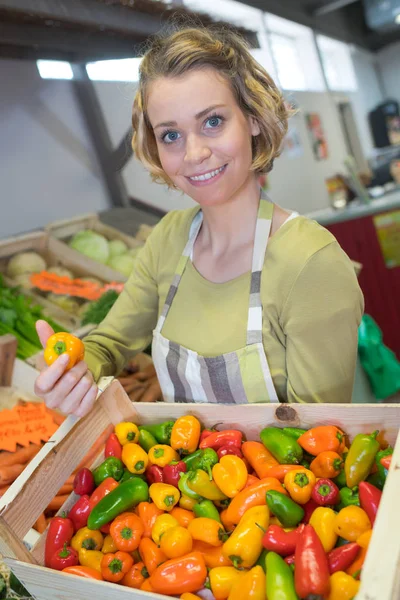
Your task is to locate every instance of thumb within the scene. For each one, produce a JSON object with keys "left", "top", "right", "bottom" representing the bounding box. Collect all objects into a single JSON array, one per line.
[{"left": 36, "top": 320, "right": 55, "bottom": 349}]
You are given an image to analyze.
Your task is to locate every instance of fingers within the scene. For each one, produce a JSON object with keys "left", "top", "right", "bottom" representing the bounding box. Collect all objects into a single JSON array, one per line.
[
  {"left": 44, "top": 361, "right": 89, "bottom": 409},
  {"left": 57, "top": 373, "right": 94, "bottom": 415},
  {"left": 73, "top": 384, "right": 98, "bottom": 418},
  {"left": 34, "top": 354, "right": 70, "bottom": 396},
  {"left": 36, "top": 320, "right": 55, "bottom": 349}
]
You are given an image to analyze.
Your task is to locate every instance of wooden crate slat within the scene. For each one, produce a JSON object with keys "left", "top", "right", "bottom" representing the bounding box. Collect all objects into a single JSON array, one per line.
[{"left": 0, "top": 518, "right": 37, "bottom": 564}]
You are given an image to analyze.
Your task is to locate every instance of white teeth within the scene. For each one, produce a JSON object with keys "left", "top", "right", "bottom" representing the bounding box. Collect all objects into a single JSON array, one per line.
[{"left": 189, "top": 165, "right": 225, "bottom": 181}]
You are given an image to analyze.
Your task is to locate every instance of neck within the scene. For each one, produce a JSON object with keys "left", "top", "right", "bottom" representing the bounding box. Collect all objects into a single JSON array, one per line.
[{"left": 199, "top": 175, "right": 261, "bottom": 256}]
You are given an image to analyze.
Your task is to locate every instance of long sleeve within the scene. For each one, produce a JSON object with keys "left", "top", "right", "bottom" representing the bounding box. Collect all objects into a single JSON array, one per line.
[{"left": 281, "top": 242, "right": 364, "bottom": 403}]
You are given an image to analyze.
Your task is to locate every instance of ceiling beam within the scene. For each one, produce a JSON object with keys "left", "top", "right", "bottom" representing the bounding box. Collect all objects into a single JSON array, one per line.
[{"left": 313, "top": 0, "right": 360, "bottom": 17}]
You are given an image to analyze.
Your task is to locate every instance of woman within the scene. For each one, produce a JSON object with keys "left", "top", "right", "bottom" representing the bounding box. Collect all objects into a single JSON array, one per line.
[{"left": 35, "top": 26, "right": 363, "bottom": 415}]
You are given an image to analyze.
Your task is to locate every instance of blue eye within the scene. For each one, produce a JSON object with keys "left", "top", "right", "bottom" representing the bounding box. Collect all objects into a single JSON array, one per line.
[
  {"left": 205, "top": 115, "right": 224, "bottom": 129},
  {"left": 161, "top": 130, "right": 181, "bottom": 144}
]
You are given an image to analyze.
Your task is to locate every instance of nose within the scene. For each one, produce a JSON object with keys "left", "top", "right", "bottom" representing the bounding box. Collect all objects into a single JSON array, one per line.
[{"left": 184, "top": 132, "right": 211, "bottom": 165}]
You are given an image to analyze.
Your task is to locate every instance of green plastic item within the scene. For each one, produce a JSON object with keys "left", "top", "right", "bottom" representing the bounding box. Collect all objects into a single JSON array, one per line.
[{"left": 358, "top": 314, "right": 400, "bottom": 399}]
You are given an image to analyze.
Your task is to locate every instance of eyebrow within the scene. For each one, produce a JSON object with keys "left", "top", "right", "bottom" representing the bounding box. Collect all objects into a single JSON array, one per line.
[{"left": 153, "top": 104, "right": 226, "bottom": 130}]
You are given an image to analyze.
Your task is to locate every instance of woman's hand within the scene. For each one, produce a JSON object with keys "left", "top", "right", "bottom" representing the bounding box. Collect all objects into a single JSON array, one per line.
[{"left": 34, "top": 320, "right": 98, "bottom": 417}]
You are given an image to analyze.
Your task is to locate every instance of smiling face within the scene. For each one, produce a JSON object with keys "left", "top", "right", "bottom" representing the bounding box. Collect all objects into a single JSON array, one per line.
[{"left": 146, "top": 68, "right": 260, "bottom": 207}]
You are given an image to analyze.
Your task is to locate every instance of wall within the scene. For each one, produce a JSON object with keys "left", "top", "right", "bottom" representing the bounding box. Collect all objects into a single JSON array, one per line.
[
  {"left": 377, "top": 42, "right": 400, "bottom": 102},
  {"left": 0, "top": 59, "right": 110, "bottom": 239}
]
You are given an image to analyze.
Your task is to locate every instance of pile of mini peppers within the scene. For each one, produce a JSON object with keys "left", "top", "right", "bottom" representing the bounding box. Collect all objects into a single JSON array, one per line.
[{"left": 44, "top": 417, "right": 392, "bottom": 599}]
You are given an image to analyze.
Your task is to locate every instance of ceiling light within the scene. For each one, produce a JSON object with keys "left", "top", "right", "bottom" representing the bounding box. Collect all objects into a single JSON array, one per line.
[
  {"left": 37, "top": 60, "right": 73, "bottom": 80},
  {"left": 395, "top": 12, "right": 400, "bottom": 24}
]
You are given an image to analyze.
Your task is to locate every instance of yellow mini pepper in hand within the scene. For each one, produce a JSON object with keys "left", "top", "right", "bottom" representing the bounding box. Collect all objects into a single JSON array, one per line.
[
  {"left": 148, "top": 445, "right": 179, "bottom": 467},
  {"left": 228, "top": 565, "right": 265, "bottom": 600},
  {"left": 150, "top": 483, "right": 180, "bottom": 512},
  {"left": 334, "top": 506, "right": 371, "bottom": 542},
  {"left": 222, "top": 505, "right": 269, "bottom": 569},
  {"left": 284, "top": 468, "right": 316, "bottom": 505},
  {"left": 122, "top": 443, "right": 148, "bottom": 474},
  {"left": 115, "top": 422, "right": 140, "bottom": 445},
  {"left": 212, "top": 455, "right": 248, "bottom": 498},
  {"left": 309, "top": 507, "right": 338, "bottom": 552},
  {"left": 171, "top": 416, "right": 201, "bottom": 455},
  {"left": 44, "top": 332, "right": 84, "bottom": 371},
  {"left": 151, "top": 514, "right": 179, "bottom": 546},
  {"left": 71, "top": 527, "right": 103, "bottom": 552}
]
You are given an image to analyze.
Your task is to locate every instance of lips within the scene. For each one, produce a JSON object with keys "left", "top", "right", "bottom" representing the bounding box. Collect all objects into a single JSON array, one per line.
[{"left": 187, "top": 165, "right": 226, "bottom": 182}]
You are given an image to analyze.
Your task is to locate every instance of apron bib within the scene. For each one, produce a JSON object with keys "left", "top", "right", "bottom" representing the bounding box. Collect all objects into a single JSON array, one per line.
[{"left": 152, "top": 194, "right": 279, "bottom": 404}]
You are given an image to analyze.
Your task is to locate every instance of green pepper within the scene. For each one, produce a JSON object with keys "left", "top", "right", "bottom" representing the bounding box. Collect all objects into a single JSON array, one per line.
[
  {"left": 182, "top": 448, "right": 218, "bottom": 479},
  {"left": 345, "top": 430, "right": 380, "bottom": 488},
  {"left": 255, "top": 548, "right": 269, "bottom": 573},
  {"left": 92, "top": 457, "right": 124, "bottom": 487},
  {"left": 139, "top": 420, "right": 175, "bottom": 445},
  {"left": 187, "top": 469, "right": 227, "bottom": 501},
  {"left": 335, "top": 536, "right": 350, "bottom": 548},
  {"left": 266, "top": 490, "right": 304, "bottom": 528},
  {"left": 138, "top": 429, "right": 158, "bottom": 453},
  {"left": 266, "top": 552, "right": 299, "bottom": 600},
  {"left": 87, "top": 478, "right": 149, "bottom": 529},
  {"left": 193, "top": 499, "right": 221, "bottom": 522},
  {"left": 333, "top": 453, "right": 348, "bottom": 488},
  {"left": 375, "top": 447, "right": 393, "bottom": 483},
  {"left": 178, "top": 472, "right": 202, "bottom": 500},
  {"left": 282, "top": 427, "right": 307, "bottom": 440},
  {"left": 367, "top": 471, "right": 385, "bottom": 491},
  {"left": 120, "top": 469, "right": 146, "bottom": 484},
  {"left": 338, "top": 486, "right": 360, "bottom": 509},
  {"left": 260, "top": 427, "right": 303, "bottom": 465}
]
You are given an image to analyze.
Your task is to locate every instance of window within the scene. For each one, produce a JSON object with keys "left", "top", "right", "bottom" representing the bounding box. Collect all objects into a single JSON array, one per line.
[
  {"left": 316, "top": 35, "right": 358, "bottom": 92},
  {"left": 268, "top": 32, "right": 306, "bottom": 91},
  {"left": 36, "top": 60, "right": 73, "bottom": 80},
  {"left": 85, "top": 58, "right": 142, "bottom": 82}
]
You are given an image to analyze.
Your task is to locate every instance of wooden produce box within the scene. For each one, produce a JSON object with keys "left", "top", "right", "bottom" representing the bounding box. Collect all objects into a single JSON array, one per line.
[
  {"left": 0, "top": 381, "right": 399, "bottom": 600},
  {"left": 45, "top": 213, "right": 143, "bottom": 282}
]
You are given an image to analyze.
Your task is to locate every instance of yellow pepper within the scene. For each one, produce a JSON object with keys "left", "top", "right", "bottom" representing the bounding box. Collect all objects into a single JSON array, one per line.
[
  {"left": 208, "top": 566, "right": 247, "bottom": 600},
  {"left": 150, "top": 482, "right": 180, "bottom": 512},
  {"left": 148, "top": 445, "right": 179, "bottom": 467},
  {"left": 115, "top": 421, "right": 140, "bottom": 445},
  {"left": 180, "top": 595, "right": 203, "bottom": 600},
  {"left": 170, "top": 415, "right": 201, "bottom": 455},
  {"left": 357, "top": 528, "right": 372, "bottom": 548},
  {"left": 188, "top": 518, "right": 228, "bottom": 547},
  {"left": 102, "top": 534, "right": 117, "bottom": 554},
  {"left": 71, "top": 527, "right": 103, "bottom": 552},
  {"left": 222, "top": 505, "right": 269, "bottom": 569},
  {"left": 228, "top": 565, "right": 265, "bottom": 600},
  {"left": 328, "top": 571, "right": 360, "bottom": 600},
  {"left": 151, "top": 514, "right": 179, "bottom": 545},
  {"left": 212, "top": 456, "right": 248, "bottom": 498},
  {"left": 43, "top": 332, "right": 84, "bottom": 371},
  {"left": 121, "top": 442, "right": 148, "bottom": 474},
  {"left": 309, "top": 507, "right": 338, "bottom": 552},
  {"left": 179, "top": 494, "right": 198, "bottom": 511},
  {"left": 78, "top": 549, "right": 104, "bottom": 573},
  {"left": 284, "top": 468, "right": 316, "bottom": 505},
  {"left": 334, "top": 506, "right": 371, "bottom": 542},
  {"left": 187, "top": 469, "right": 228, "bottom": 501}
]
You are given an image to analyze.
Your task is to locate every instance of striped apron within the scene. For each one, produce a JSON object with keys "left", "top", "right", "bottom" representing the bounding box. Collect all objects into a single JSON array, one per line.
[{"left": 152, "top": 194, "right": 279, "bottom": 404}]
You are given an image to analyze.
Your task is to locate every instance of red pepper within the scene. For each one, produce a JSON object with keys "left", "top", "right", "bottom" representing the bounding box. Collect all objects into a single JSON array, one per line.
[
  {"left": 301, "top": 498, "right": 319, "bottom": 523},
  {"left": 105, "top": 433, "right": 122, "bottom": 460},
  {"left": 68, "top": 495, "right": 91, "bottom": 532},
  {"left": 199, "top": 430, "right": 243, "bottom": 450},
  {"left": 294, "top": 524, "right": 330, "bottom": 598},
  {"left": 146, "top": 465, "right": 164, "bottom": 485},
  {"left": 45, "top": 515, "right": 74, "bottom": 567},
  {"left": 359, "top": 481, "right": 382, "bottom": 525},
  {"left": 380, "top": 455, "right": 392, "bottom": 470},
  {"left": 311, "top": 478, "right": 340, "bottom": 506},
  {"left": 73, "top": 468, "right": 95, "bottom": 496},
  {"left": 328, "top": 542, "right": 361, "bottom": 574},
  {"left": 49, "top": 543, "right": 79, "bottom": 571},
  {"left": 284, "top": 554, "right": 295, "bottom": 565},
  {"left": 163, "top": 461, "right": 187, "bottom": 488},
  {"left": 89, "top": 477, "right": 119, "bottom": 511},
  {"left": 262, "top": 524, "right": 305, "bottom": 556},
  {"left": 199, "top": 423, "right": 223, "bottom": 443},
  {"left": 217, "top": 445, "right": 244, "bottom": 459}
]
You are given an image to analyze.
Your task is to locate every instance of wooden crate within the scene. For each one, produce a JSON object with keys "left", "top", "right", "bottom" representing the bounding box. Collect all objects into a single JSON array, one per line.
[
  {"left": 0, "top": 381, "right": 399, "bottom": 600},
  {"left": 45, "top": 213, "right": 143, "bottom": 282}
]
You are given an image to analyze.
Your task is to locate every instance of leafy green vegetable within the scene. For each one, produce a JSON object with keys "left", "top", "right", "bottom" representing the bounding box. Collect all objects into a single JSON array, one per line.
[
  {"left": 8, "top": 571, "right": 32, "bottom": 598},
  {"left": 81, "top": 290, "right": 119, "bottom": 325}
]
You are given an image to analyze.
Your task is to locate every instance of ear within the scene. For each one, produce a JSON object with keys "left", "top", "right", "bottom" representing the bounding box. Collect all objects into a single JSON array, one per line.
[{"left": 249, "top": 116, "right": 261, "bottom": 137}]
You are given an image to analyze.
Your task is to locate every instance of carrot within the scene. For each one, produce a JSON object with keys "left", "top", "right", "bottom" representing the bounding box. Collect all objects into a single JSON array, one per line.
[
  {"left": 45, "top": 407, "right": 66, "bottom": 426},
  {"left": 73, "top": 424, "right": 114, "bottom": 472},
  {"left": 0, "top": 463, "right": 26, "bottom": 485},
  {"left": 34, "top": 513, "right": 47, "bottom": 534},
  {"left": 0, "top": 485, "right": 10, "bottom": 497},
  {"left": 0, "top": 444, "right": 41, "bottom": 467},
  {"left": 46, "top": 494, "right": 70, "bottom": 512},
  {"left": 57, "top": 484, "right": 73, "bottom": 496}
]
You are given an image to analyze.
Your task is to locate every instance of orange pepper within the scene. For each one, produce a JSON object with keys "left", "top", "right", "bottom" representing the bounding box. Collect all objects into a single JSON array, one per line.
[
  {"left": 193, "top": 541, "right": 233, "bottom": 568},
  {"left": 225, "top": 477, "right": 287, "bottom": 524},
  {"left": 160, "top": 526, "right": 193, "bottom": 559},
  {"left": 89, "top": 477, "right": 119, "bottom": 511},
  {"left": 44, "top": 332, "right": 84, "bottom": 371},
  {"left": 260, "top": 465, "right": 308, "bottom": 482},
  {"left": 188, "top": 518, "right": 228, "bottom": 547},
  {"left": 310, "top": 451, "right": 343, "bottom": 478},
  {"left": 347, "top": 546, "right": 368, "bottom": 579},
  {"left": 140, "top": 578, "right": 155, "bottom": 591},
  {"left": 170, "top": 416, "right": 201, "bottom": 455},
  {"left": 110, "top": 513, "right": 144, "bottom": 552},
  {"left": 298, "top": 426, "right": 346, "bottom": 456},
  {"left": 357, "top": 529, "right": 372, "bottom": 548},
  {"left": 241, "top": 441, "right": 279, "bottom": 478},
  {"left": 244, "top": 474, "right": 261, "bottom": 488},
  {"left": 121, "top": 561, "right": 148, "bottom": 588},
  {"left": 212, "top": 455, "right": 248, "bottom": 498},
  {"left": 181, "top": 594, "right": 203, "bottom": 600},
  {"left": 284, "top": 468, "right": 316, "bottom": 504},
  {"left": 149, "top": 552, "right": 207, "bottom": 596},
  {"left": 137, "top": 501, "right": 164, "bottom": 538},
  {"left": 220, "top": 509, "right": 236, "bottom": 533},
  {"left": 101, "top": 551, "right": 133, "bottom": 583},
  {"left": 170, "top": 507, "right": 196, "bottom": 528},
  {"left": 62, "top": 565, "right": 103, "bottom": 580},
  {"left": 139, "top": 537, "right": 167, "bottom": 575}
]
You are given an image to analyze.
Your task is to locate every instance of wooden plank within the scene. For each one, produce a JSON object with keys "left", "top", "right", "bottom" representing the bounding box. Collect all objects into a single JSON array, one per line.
[
  {"left": 0, "top": 518, "right": 37, "bottom": 564},
  {"left": 0, "top": 334, "right": 17, "bottom": 387}
]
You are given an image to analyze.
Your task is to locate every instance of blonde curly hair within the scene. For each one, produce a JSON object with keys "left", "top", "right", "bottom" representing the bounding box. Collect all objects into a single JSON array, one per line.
[{"left": 132, "top": 26, "right": 290, "bottom": 188}]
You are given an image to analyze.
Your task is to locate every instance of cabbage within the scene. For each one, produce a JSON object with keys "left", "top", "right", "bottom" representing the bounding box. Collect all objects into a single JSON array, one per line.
[
  {"left": 7, "top": 252, "right": 47, "bottom": 277},
  {"left": 69, "top": 230, "right": 109, "bottom": 264},
  {"left": 107, "top": 254, "right": 136, "bottom": 277},
  {"left": 108, "top": 239, "right": 128, "bottom": 258},
  {"left": 48, "top": 266, "right": 74, "bottom": 279},
  {"left": 47, "top": 294, "right": 80, "bottom": 313}
]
